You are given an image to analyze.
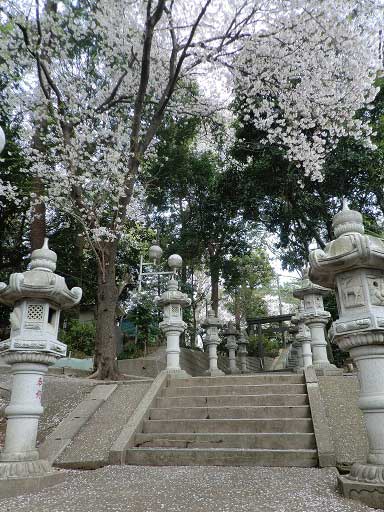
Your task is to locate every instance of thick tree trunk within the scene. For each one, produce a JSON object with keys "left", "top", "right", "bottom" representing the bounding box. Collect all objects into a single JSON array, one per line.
[{"left": 93, "top": 240, "right": 121, "bottom": 380}]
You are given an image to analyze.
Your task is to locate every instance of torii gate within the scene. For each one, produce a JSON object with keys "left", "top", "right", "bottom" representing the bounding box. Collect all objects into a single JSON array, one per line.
[{"left": 246, "top": 314, "right": 292, "bottom": 369}]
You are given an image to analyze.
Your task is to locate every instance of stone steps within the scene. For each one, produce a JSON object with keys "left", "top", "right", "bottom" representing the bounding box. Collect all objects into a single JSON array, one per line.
[
  {"left": 134, "top": 432, "right": 317, "bottom": 450},
  {"left": 125, "top": 447, "right": 318, "bottom": 467},
  {"left": 156, "top": 393, "right": 308, "bottom": 408},
  {"left": 149, "top": 405, "right": 311, "bottom": 420},
  {"left": 162, "top": 384, "right": 307, "bottom": 397},
  {"left": 173, "top": 375, "right": 303, "bottom": 386},
  {"left": 122, "top": 373, "right": 318, "bottom": 467},
  {"left": 142, "top": 417, "right": 314, "bottom": 433}
]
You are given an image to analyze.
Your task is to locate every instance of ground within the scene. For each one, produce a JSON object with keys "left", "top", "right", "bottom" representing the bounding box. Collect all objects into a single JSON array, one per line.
[
  {"left": 0, "top": 466, "right": 375, "bottom": 512},
  {"left": 0, "top": 373, "right": 94, "bottom": 447}
]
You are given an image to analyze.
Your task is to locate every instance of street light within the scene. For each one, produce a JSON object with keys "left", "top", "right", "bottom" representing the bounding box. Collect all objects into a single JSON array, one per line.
[{"left": 138, "top": 242, "right": 183, "bottom": 291}]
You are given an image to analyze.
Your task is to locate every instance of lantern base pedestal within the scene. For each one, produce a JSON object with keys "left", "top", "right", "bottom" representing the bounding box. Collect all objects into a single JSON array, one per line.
[
  {"left": 0, "top": 459, "right": 66, "bottom": 498},
  {"left": 205, "top": 368, "right": 225, "bottom": 377},
  {"left": 338, "top": 466, "right": 384, "bottom": 509},
  {"left": 162, "top": 368, "right": 190, "bottom": 379}
]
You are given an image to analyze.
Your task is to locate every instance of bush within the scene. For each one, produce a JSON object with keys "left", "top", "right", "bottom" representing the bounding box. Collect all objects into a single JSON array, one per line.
[{"left": 60, "top": 319, "right": 95, "bottom": 357}]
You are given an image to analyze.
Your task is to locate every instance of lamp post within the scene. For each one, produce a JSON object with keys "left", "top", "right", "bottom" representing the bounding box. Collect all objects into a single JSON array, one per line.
[{"left": 309, "top": 201, "right": 384, "bottom": 508}]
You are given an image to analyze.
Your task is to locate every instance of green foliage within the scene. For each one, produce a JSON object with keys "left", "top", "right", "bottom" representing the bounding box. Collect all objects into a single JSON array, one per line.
[
  {"left": 247, "top": 335, "right": 280, "bottom": 357},
  {"left": 125, "top": 292, "right": 161, "bottom": 352},
  {"left": 60, "top": 320, "right": 96, "bottom": 357},
  {"left": 224, "top": 250, "right": 275, "bottom": 322},
  {"left": 229, "top": 79, "right": 384, "bottom": 271}
]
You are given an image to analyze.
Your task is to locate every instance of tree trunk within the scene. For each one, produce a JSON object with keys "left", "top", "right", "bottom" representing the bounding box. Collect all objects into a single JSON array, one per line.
[
  {"left": 234, "top": 289, "right": 241, "bottom": 329},
  {"left": 93, "top": 240, "right": 121, "bottom": 380},
  {"left": 210, "top": 262, "right": 220, "bottom": 316}
]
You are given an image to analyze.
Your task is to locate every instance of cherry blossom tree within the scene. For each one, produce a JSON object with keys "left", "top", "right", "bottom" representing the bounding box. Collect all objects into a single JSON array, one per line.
[{"left": 0, "top": 0, "right": 382, "bottom": 379}]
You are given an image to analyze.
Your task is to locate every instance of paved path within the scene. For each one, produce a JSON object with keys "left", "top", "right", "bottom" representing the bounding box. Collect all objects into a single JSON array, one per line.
[{"left": 0, "top": 466, "right": 374, "bottom": 512}]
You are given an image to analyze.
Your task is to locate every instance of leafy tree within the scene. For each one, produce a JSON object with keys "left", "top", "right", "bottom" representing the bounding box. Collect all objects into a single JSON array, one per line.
[
  {"left": 229, "top": 80, "right": 384, "bottom": 271},
  {"left": 223, "top": 250, "right": 275, "bottom": 326},
  {"left": 1, "top": 0, "right": 381, "bottom": 379}
]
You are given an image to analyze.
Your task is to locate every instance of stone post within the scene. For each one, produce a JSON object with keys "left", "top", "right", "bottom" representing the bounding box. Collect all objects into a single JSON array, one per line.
[
  {"left": 237, "top": 330, "right": 249, "bottom": 373},
  {"left": 290, "top": 311, "right": 303, "bottom": 371},
  {"left": 156, "top": 277, "right": 191, "bottom": 378},
  {"left": 293, "top": 268, "right": 339, "bottom": 374},
  {"left": 309, "top": 201, "right": 384, "bottom": 508},
  {"left": 202, "top": 309, "right": 225, "bottom": 377},
  {"left": 297, "top": 304, "right": 313, "bottom": 369},
  {"left": 223, "top": 322, "right": 240, "bottom": 374},
  {"left": 0, "top": 239, "right": 82, "bottom": 489}
]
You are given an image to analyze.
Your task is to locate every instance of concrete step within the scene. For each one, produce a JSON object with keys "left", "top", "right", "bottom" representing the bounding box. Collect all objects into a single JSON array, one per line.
[
  {"left": 162, "top": 384, "right": 307, "bottom": 397},
  {"left": 143, "top": 418, "right": 314, "bottom": 434},
  {"left": 134, "top": 432, "right": 317, "bottom": 450},
  {"left": 156, "top": 393, "right": 309, "bottom": 408},
  {"left": 124, "top": 447, "right": 318, "bottom": 467},
  {"left": 169, "top": 375, "right": 304, "bottom": 387},
  {"left": 149, "top": 405, "right": 311, "bottom": 420}
]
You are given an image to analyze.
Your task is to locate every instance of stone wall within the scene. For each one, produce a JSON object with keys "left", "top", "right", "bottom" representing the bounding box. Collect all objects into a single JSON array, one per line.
[{"left": 318, "top": 375, "right": 368, "bottom": 470}]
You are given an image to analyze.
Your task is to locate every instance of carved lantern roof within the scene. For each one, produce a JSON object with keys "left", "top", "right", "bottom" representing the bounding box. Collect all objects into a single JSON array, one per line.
[
  {"left": 0, "top": 239, "right": 82, "bottom": 309},
  {"left": 293, "top": 267, "right": 331, "bottom": 299},
  {"left": 156, "top": 278, "right": 191, "bottom": 308},
  {"left": 309, "top": 201, "right": 384, "bottom": 289},
  {"left": 201, "top": 309, "right": 222, "bottom": 330}
]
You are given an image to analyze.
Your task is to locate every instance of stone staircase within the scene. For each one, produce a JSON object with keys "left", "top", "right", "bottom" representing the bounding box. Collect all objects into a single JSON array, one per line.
[{"left": 124, "top": 373, "right": 318, "bottom": 467}]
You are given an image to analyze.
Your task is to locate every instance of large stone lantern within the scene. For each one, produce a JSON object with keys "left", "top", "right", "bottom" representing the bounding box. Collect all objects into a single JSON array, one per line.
[
  {"left": 309, "top": 201, "right": 384, "bottom": 507},
  {"left": 202, "top": 309, "right": 224, "bottom": 377},
  {"left": 0, "top": 239, "right": 82, "bottom": 486},
  {"left": 223, "top": 322, "right": 240, "bottom": 374},
  {"left": 156, "top": 273, "right": 191, "bottom": 378},
  {"left": 237, "top": 330, "right": 249, "bottom": 373},
  {"left": 293, "top": 268, "right": 338, "bottom": 374}
]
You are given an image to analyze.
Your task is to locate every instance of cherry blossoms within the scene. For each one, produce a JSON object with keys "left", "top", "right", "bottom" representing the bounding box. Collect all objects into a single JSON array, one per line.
[
  {"left": 0, "top": 0, "right": 383, "bottom": 236},
  {"left": 234, "top": 0, "right": 383, "bottom": 180}
]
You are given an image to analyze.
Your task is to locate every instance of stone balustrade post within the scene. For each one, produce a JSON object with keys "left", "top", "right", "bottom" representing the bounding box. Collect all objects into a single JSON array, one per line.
[
  {"left": 309, "top": 201, "right": 384, "bottom": 508},
  {"left": 237, "top": 330, "right": 249, "bottom": 373},
  {"left": 0, "top": 239, "right": 82, "bottom": 487},
  {"left": 156, "top": 277, "right": 191, "bottom": 378},
  {"left": 202, "top": 309, "right": 224, "bottom": 377},
  {"left": 223, "top": 322, "right": 240, "bottom": 374},
  {"left": 293, "top": 268, "right": 339, "bottom": 374}
]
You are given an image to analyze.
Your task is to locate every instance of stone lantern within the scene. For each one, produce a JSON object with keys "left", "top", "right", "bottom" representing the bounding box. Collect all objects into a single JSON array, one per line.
[
  {"left": 237, "top": 330, "right": 249, "bottom": 373},
  {"left": 309, "top": 201, "right": 384, "bottom": 507},
  {"left": 289, "top": 310, "right": 304, "bottom": 371},
  {"left": 223, "top": 321, "right": 240, "bottom": 374},
  {"left": 0, "top": 239, "right": 82, "bottom": 486},
  {"left": 293, "top": 268, "right": 338, "bottom": 374},
  {"left": 295, "top": 304, "right": 313, "bottom": 369},
  {"left": 156, "top": 256, "right": 191, "bottom": 377},
  {"left": 202, "top": 309, "right": 224, "bottom": 377}
]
